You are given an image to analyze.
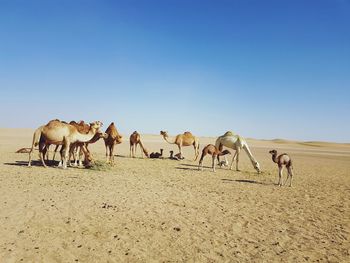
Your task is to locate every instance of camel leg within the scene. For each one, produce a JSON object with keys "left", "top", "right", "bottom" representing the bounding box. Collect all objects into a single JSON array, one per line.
[
  {"left": 212, "top": 155, "right": 216, "bottom": 172},
  {"left": 193, "top": 144, "right": 198, "bottom": 161},
  {"left": 110, "top": 144, "right": 115, "bottom": 165},
  {"left": 105, "top": 144, "right": 109, "bottom": 163},
  {"left": 278, "top": 166, "right": 283, "bottom": 186},
  {"left": 28, "top": 148, "right": 33, "bottom": 167},
  {"left": 45, "top": 144, "right": 50, "bottom": 161},
  {"left": 52, "top": 145, "right": 60, "bottom": 161},
  {"left": 198, "top": 153, "right": 205, "bottom": 171},
  {"left": 129, "top": 144, "right": 132, "bottom": 158},
  {"left": 178, "top": 145, "right": 183, "bottom": 159},
  {"left": 39, "top": 141, "right": 47, "bottom": 168},
  {"left": 62, "top": 139, "right": 70, "bottom": 169},
  {"left": 287, "top": 166, "right": 293, "bottom": 187},
  {"left": 78, "top": 147, "right": 84, "bottom": 167},
  {"left": 235, "top": 148, "right": 241, "bottom": 171},
  {"left": 229, "top": 151, "right": 238, "bottom": 170}
]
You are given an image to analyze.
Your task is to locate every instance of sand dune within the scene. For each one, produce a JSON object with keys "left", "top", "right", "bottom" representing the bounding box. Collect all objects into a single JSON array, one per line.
[{"left": 0, "top": 129, "right": 349, "bottom": 262}]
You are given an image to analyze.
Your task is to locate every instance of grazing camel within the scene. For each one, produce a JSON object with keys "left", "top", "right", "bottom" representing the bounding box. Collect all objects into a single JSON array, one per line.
[
  {"left": 48, "top": 121, "right": 107, "bottom": 167},
  {"left": 68, "top": 121, "right": 107, "bottom": 167},
  {"left": 269, "top": 149, "right": 293, "bottom": 187},
  {"left": 160, "top": 131, "right": 200, "bottom": 161},
  {"left": 215, "top": 131, "right": 261, "bottom": 173},
  {"left": 150, "top": 149, "right": 163, "bottom": 159},
  {"left": 129, "top": 131, "right": 149, "bottom": 158},
  {"left": 28, "top": 119, "right": 103, "bottom": 169},
  {"left": 104, "top": 122, "right": 123, "bottom": 164},
  {"left": 198, "top": 144, "right": 231, "bottom": 172}
]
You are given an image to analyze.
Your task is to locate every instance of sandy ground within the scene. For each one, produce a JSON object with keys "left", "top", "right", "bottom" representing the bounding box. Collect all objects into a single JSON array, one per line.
[{"left": 0, "top": 128, "right": 349, "bottom": 262}]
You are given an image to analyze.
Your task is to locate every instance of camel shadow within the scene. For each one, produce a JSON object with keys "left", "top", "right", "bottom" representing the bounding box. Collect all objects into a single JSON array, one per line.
[
  {"left": 4, "top": 160, "right": 59, "bottom": 167},
  {"left": 221, "top": 179, "right": 269, "bottom": 185},
  {"left": 176, "top": 163, "right": 212, "bottom": 171}
]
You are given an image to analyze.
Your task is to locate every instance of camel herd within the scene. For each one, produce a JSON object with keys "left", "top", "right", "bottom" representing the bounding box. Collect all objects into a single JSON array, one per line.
[{"left": 24, "top": 119, "right": 293, "bottom": 187}]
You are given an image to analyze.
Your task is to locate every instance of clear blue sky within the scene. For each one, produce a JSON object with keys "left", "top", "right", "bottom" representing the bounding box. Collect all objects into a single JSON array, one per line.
[{"left": 0, "top": 0, "right": 349, "bottom": 142}]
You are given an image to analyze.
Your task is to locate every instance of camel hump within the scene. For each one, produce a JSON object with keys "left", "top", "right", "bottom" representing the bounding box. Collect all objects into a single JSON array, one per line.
[
  {"left": 224, "top": 131, "right": 235, "bottom": 136},
  {"left": 184, "top": 131, "right": 193, "bottom": 136}
]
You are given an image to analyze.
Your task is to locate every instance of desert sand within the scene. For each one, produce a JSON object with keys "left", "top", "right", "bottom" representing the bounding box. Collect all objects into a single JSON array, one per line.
[{"left": 0, "top": 128, "right": 349, "bottom": 262}]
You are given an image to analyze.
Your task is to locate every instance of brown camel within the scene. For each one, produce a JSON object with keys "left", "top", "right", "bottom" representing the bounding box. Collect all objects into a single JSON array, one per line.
[
  {"left": 104, "top": 122, "right": 123, "bottom": 164},
  {"left": 129, "top": 131, "right": 149, "bottom": 158},
  {"left": 198, "top": 144, "right": 231, "bottom": 172},
  {"left": 269, "top": 149, "right": 294, "bottom": 187},
  {"left": 160, "top": 131, "right": 200, "bottom": 160},
  {"left": 28, "top": 119, "right": 103, "bottom": 169},
  {"left": 150, "top": 149, "right": 163, "bottom": 159}
]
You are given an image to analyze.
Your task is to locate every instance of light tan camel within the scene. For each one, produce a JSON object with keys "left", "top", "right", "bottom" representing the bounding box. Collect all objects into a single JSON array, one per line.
[
  {"left": 129, "top": 131, "right": 149, "bottom": 158},
  {"left": 104, "top": 122, "right": 123, "bottom": 164},
  {"left": 160, "top": 131, "right": 200, "bottom": 160},
  {"left": 45, "top": 120, "right": 106, "bottom": 167},
  {"left": 215, "top": 131, "right": 261, "bottom": 173},
  {"left": 198, "top": 144, "right": 231, "bottom": 172},
  {"left": 28, "top": 119, "right": 103, "bottom": 169},
  {"left": 269, "top": 149, "right": 293, "bottom": 187},
  {"left": 67, "top": 121, "right": 107, "bottom": 167}
]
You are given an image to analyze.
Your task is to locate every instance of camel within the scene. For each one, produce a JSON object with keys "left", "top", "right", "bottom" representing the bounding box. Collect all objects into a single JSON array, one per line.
[
  {"left": 129, "top": 131, "right": 149, "bottom": 158},
  {"left": 67, "top": 121, "right": 107, "bottom": 167},
  {"left": 269, "top": 149, "right": 293, "bottom": 187},
  {"left": 198, "top": 144, "right": 231, "bottom": 172},
  {"left": 104, "top": 122, "right": 123, "bottom": 164},
  {"left": 160, "top": 131, "right": 200, "bottom": 161},
  {"left": 215, "top": 131, "right": 261, "bottom": 173},
  {"left": 28, "top": 119, "right": 103, "bottom": 169},
  {"left": 150, "top": 149, "right": 163, "bottom": 159},
  {"left": 44, "top": 121, "right": 106, "bottom": 167}
]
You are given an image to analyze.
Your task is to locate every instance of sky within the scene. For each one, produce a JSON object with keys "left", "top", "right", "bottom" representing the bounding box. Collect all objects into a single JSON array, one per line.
[{"left": 0, "top": 0, "right": 349, "bottom": 142}]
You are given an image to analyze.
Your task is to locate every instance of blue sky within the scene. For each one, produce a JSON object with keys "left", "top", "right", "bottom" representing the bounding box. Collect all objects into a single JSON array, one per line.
[{"left": 0, "top": 0, "right": 349, "bottom": 142}]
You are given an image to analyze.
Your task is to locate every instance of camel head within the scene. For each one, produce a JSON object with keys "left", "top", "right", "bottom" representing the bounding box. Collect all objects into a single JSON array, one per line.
[
  {"left": 114, "top": 134, "right": 123, "bottom": 144},
  {"left": 224, "top": 131, "right": 235, "bottom": 136},
  {"left": 254, "top": 161, "right": 261, "bottom": 174},
  {"left": 269, "top": 149, "right": 277, "bottom": 155},
  {"left": 97, "top": 132, "right": 108, "bottom": 139},
  {"left": 160, "top": 131, "right": 168, "bottom": 138},
  {"left": 89, "top": 121, "right": 103, "bottom": 131}
]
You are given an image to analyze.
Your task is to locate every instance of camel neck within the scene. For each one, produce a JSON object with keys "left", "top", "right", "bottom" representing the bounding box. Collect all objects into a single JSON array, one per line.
[{"left": 271, "top": 154, "right": 278, "bottom": 163}]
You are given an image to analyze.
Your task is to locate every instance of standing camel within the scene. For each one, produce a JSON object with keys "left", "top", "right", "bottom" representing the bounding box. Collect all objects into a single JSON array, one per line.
[
  {"left": 198, "top": 144, "right": 231, "bottom": 172},
  {"left": 269, "top": 149, "right": 293, "bottom": 187},
  {"left": 215, "top": 131, "right": 261, "bottom": 173},
  {"left": 28, "top": 119, "right": 103, "bottom": 169},
  {"left": 104, "top": 122, "right": 123, "bottom": 164},
  {"left": 129, "top": 131, "right": 149, "bottom": 158},
  {"left": 160, "top": 131, "right": 200, "bottom": 161}
]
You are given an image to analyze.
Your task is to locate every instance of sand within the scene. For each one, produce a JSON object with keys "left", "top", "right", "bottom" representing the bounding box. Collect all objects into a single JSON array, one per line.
[{"left": 0, "top": 128, "right": 349, "bottom": 262}]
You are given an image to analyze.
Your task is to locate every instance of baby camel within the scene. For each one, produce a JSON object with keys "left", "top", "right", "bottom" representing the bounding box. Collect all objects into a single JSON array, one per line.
[
  {"left": 269, "top": 149, "right": 293, "bottom": 187},
  {"left": 150, "top": 149, "right": 163, "bottom": 159},
  {"left": 198, "top": 144, "right": 231, "bottom": 172}
]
